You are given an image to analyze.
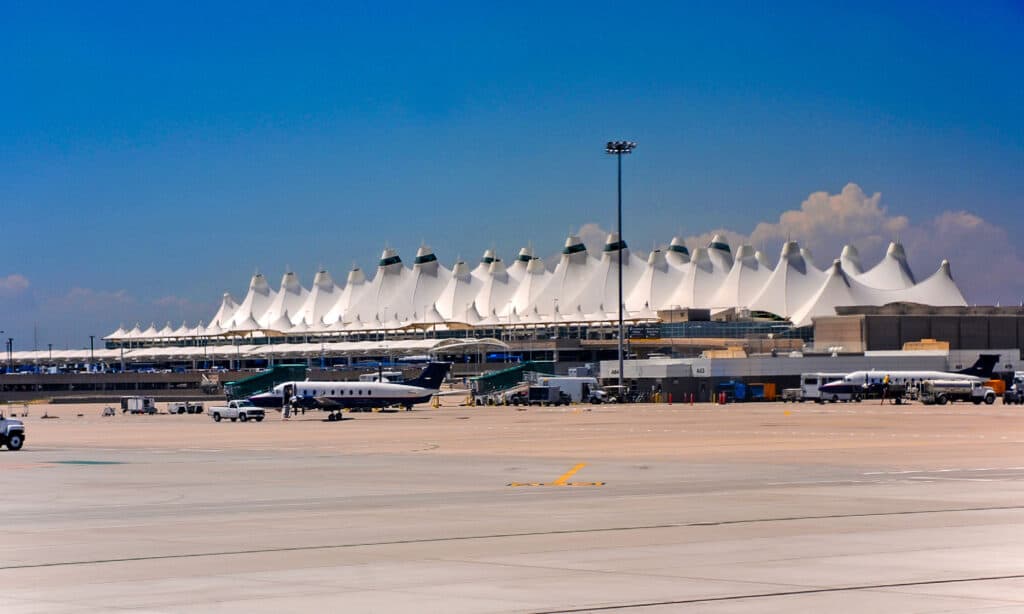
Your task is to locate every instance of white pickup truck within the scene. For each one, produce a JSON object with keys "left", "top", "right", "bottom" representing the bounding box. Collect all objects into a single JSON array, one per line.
[{"left": 210, "top": 400, "right": 265, "bottom": 422}]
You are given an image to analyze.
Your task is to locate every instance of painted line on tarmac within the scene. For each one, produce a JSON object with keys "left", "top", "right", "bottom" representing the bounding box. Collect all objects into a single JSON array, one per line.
[
  {"left": 509, "top": 462, "right": 605, "bottom": 487},
  {"left": 532, "top": 573, "right": 1024, "bottom": 612},
  {"left": 2, "top": 504, "right": 1022, "bottom": 572}
]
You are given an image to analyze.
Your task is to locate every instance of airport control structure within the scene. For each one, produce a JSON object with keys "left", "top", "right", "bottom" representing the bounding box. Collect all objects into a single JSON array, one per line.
[{"left": 104, "top": 232, "right": 965, "bottom": 344}]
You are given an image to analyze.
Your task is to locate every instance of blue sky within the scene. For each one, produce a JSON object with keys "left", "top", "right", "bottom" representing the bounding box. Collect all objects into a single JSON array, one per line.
[{"left": 1, "top": 2, "right": 1022, "bottom": 347}]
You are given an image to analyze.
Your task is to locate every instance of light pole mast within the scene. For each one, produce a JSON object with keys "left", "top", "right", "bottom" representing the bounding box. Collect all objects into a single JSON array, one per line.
[{"left": 605, "top": 141, "right": 636, "bottom": 400}]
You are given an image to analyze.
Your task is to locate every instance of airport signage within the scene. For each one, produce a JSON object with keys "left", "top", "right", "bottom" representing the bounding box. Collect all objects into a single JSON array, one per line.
[{"left": 627, "top": 325, "right": 661, "bottom": 339}]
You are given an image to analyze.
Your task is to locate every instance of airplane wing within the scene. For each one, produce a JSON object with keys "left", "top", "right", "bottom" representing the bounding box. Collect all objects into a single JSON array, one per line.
[{"left": 433, "top": 389, "right": 471, "bottom": 397}]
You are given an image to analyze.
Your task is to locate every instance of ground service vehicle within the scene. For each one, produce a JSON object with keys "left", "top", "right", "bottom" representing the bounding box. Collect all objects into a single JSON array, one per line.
[
  {"left": 526, "top": 385, "right": 571, "bottom": 406},
  {"left": 0, "top": 412, "right": 25, "bottom": 450},
  {"left": 210, "top": 400, "right": 265, "bottom": 422},
  {"left": 167, "top": 401, "right": 204, "bottom": 415},
  {"left": 121, "top": 396, "right": 157, "bottom": 414},
  {"left": 1004, "top": 375, "right": 1024, "bottom": 405},
  {"left": 781, "top": 388, "right": 801, "bottom": 402},
  {"left": 535, "top": 376, "right": 606, "bottom": 403},
  {"left": 920, "top": 380, "right": 996, "bottom": 405},
  {"left": 800, "top": 373, "right": 849, "bottom": 402}
]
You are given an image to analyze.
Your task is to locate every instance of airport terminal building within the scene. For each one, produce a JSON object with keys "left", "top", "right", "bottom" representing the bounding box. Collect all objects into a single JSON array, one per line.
[{"left": 4, "top": 234, "right": 1021, "bottom": 401}]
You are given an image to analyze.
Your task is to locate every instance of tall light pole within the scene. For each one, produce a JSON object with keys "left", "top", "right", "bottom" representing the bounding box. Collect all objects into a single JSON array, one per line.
[
  {"left": 606, "top": 140, "right": 636, "bottom": 400},
  {"left": 89, "top": 335, "right": 95, "bottom": 367}
]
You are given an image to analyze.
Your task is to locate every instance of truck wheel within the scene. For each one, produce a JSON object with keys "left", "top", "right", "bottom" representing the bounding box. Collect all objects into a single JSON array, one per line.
[
  {"left": 213, "top": 413, "right": 222, "bottom": 422},
  {"left": 937, "top": 395, "right": 947, "bottom": 406},
  {"left": 6, "top": 433, "right": 24, "bottom": 451},
  {"left": 239, "top": 413, "right": 248, "bottom": 422},
  {"left": 178, "top": 408, "right": 185, "bottom": 414},
  {"left": 255, "top": 416, "right": 264, "bottom": 422},
  {"left": 985, "top": 394, "right": 995, "bottom": 405}
]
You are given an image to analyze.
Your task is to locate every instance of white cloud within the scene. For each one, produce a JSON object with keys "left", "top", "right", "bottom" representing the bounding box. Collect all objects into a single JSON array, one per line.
[{"left": 0, "top": 273, "right": 30, "bottom": 298}]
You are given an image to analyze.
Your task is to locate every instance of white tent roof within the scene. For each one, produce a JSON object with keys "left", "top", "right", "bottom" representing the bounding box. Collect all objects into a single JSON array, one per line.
[
  {"left": 504, "top": 256, "right": 550, "bottom": 317},
  {"left": 436, "top": 260, "right": 484, "bottom": 321},
  {"left": 229, "top": 273, "right": 276, "bottom": 328},
  {"left": 669, "top": 247, "right": 729, "bottom": 309},
  {"left": 408, "top": 246, "right": 452, "bottom": 319},
  {"left": 749, "top": 241, "right": 826, "bottom": 318},
  {"left": 473, "top": 259, "right": 516, "bottom": 317},
  {"left": 295, "top": 269, "right": 340, "bottom": 326},
  {"left": 323, "top": 267, "right": 369, "bottom": 325},
  {"left": 709, "top": 244, "right": 774, "bottom": 309},
  {"left": 666, "top": 236, "right": 690, "bottom": 267},
  {"left": 855, "top": 241, "right": 916, "bottom": 290},
  {"left": 790, "top": 260, "right": 861, "bottom": 327},
  {"left": 529, "top": 234, "right": 594, "bottom": 316},
  {"left": 840, "top": 245, "right": 863, "bottom": 275},
  {"left": 507, "top": 247, "right": 533, "bottom": 282},
  {"left": 706, "top": 234, "right": 735, "bottom": 271},
  {"left": 260, "top": 271, "right": 309, "bottom": 328},
  {"left": 348, "top": 248, "right": 412, "bottom": 323},
  {"left": 568, "top": 233, "right": 645, "bottom": 314},
  {"left": 130, "top": 235, "right": 975, "bottom": 340},
  {"left": 209, "top": 292, "right": 239, "bottom": 329},
  {"left": 470, "top": 249, "right": 497, "bottom": 280}
]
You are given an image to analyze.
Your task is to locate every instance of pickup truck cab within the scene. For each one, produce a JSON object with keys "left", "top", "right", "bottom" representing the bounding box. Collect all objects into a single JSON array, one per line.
[
  {"left": 0, "top": 412, "right": 26, "bottom": 450},
  {"left": 210, "top": 400, "right": 265, "bottom": 423}
]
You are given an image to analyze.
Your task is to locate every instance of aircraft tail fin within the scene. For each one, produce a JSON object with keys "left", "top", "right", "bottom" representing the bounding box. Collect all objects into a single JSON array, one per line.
[
  {"left": 407, "top": 362, "right": 452, "bottom": 390},
  {"left": 956, "top": 354, "right": 1000, "bottom": 379}
]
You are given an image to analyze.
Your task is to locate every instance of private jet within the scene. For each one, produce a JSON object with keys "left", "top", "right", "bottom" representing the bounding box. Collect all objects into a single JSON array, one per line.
[
  {"left": 818, "top": 354, "right": 999, "bottom": 400},
  {"left": 249, "top": 362, "right": 453, "bottom": 419}
]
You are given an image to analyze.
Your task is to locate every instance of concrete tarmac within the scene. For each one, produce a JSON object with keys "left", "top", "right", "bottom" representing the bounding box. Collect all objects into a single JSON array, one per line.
[{"left": 2, "top": 400, "right": 1024, "bottom": 612}]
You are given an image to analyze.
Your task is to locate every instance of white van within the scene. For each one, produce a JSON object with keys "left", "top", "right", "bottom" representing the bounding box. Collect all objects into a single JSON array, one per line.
[{"left": 800, "top": 373, "right": 848, "bottom": 402}]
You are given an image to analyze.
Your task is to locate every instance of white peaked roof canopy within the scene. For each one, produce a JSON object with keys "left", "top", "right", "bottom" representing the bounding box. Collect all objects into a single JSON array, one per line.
[
  {"left": 800, "top": 247, "right": 822, "bottom": 272},
  {"left": 210, "top": 292, "right": 239, "bottom": 329},
  {"left": 349, "top": 248, "right": 411, "bottom": 323},
  {"left": 267, "top": 309, "right": 295, "bottom": 334},
  {"left": 749, "top": 241, "right": 826, "bottom": 318},
  {"left": 569, "top": 232, "right": 645, "bottom": 314},
  {"left": 840, "top": 245, "right": 864, "bottom": 275},
  {"left": 104, "top": 324, "right": 128, "bottom": 341},
  {"left": 507, "top": 246, "right": 534, "bottom": 282},
  {"left": 856, "top": 241, "right": 916, "bottom": 290},
  {"left": 323, "top": 267, "right": 368, "bottom": 325},
  {"left": 260, "top": 271, "right": 308, "bottom": 328},
  {"left": 530, "top": 234, "right": 594, "bottom": 316},
  {"left": 900, "top": 260, "right": 968, "bottom": 307},
  {"left": 139, "top": 322, "right": 160, "bottom": 339},
  {"left": 666, "top": 236, "right": 690, "bottom": 267},
  {"left": 790, "top": 260, "right": 860, "bottom": 327},
  {"left": 228, "top": 312, "right": 263, "bottom": 334},
  {"left": 230, "top": 273, "right": 276, "bottom": 328},
  {"left": 504, "top": 256, "right": 550, "bottom": 317},
  {"left": 627, "top": 249, "right": 685, "bottom": 311},
  {"left": 295, "top": 269, "right": 339, "bottom": 326},
  {"left": 154, "top": 234, "right": 974, "bottom": 339},
  {"left": 436, "top": 260, "right": 484, "bottom": 321},
  {"left": 474, "top": 258, "right": 516, "bottom": 317},
  {"left": 471, "top": 249, "right": 497, "bottom": 280},
  {"left": 409, "top": 245, "right": 452, "bottom": 317},
  {"left": 710, "top": 244, "right": 774, "bottom": 309},
  {"left": 670, "top": 247, "right": 729, "bottom": 309},
  {"left": 124, "top": 323, "right": 143, "bottom": 339},
  {"left": 706, "top": 234, "right": 735, "bottom": 270}
]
